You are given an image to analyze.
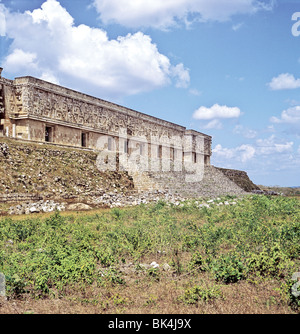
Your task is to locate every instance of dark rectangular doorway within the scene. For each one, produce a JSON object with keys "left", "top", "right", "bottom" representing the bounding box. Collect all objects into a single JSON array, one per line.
[
  {"left": 81, "top": 132, "right": 87, "bottom": 147},
  {"left": 45, "top": 126, "right": 53, "bottom": 142}
]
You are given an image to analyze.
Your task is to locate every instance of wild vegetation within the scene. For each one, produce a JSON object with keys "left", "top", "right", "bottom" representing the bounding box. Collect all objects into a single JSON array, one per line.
[
  {"left": 0, "top": 195, "right": 299, "bottom": 314},
  {"left": 258, "top": 185, "right": 300, "bottom": 197}
]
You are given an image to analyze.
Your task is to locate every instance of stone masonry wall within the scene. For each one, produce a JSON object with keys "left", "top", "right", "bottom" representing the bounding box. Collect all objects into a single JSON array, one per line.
[
  {"left": 0, "top": 138, "right": 249, "bottom": 213},
  {"left": 1, "top": 72, "right": 253, "bottom": 209},
  {"left": 216, "top": 167, "right": 260, "bottom": 192},
  {"left": 0, "top": 74, "right": 212, "bottom": 164}
]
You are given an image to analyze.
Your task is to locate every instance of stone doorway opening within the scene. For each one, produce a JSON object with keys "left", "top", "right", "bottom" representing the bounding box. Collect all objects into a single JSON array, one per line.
[
  {"left": 45, "top": 126, "right": 53, "bottom": 142},
  {"left": 81, "top": 132, "right": 88, "bottom": 147}
]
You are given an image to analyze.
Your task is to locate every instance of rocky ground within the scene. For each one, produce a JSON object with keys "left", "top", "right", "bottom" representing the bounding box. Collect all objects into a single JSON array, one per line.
[
  {"left": 0, "top": 137, "right": 260, "bottom": 216},
  {"left": 0, "top": 138, "right": 133, "bottom": 201},
  {"left": 7, "top": 190, "right": 242, "bottom": 215}
]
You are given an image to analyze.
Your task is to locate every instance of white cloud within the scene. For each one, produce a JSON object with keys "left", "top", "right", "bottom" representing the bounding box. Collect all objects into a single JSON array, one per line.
[
  {"left": 0, "top": 4, "right": 6, "bottom": 36},
  {"left": 212, "top": 135, "right": 294, "bottom": 167},
  {"left": 233, "top": 125, "right": 257, "bottom": 138},
  {"left": 203, "top": 119, "right": 223, "bottom": 129},
  {"left": 270, "top": 106, "right": 300, "bottom": 124},
  {"left": 268, "top": 73, "right": 300, "bottom": 90},
  {"left": 40, "top": 71, "right": 60, "bottom": 85},
  {"left": 232, "top": 22, "right": 244, "bottom": 31},
  {"left": 238, "top": 144, "right": 256, "bottom": 162},
  {"left": 1, "top": 0, "right": 189, "bottom": 98},
  {"left": 189, "top": 88, "right": 202, "bottom": 96},
  {"left": 256, "top": 135, "right": 293, "bottom": 155},
  {"left": 213, "top": 144, "right": 235, "bottom": 160},
  {"left": 3, "top": 49, "right": 38, "bottom": 71},
  {"left": 28, "top": 0, "right": 74, "bottom": 28},
  {"left": 212, "top": 135, "right": 299, "bottom": 181},
  {"left": 171, "top": 63, "right": 190, "bottom": 88},
  {"left": 193, "top": 103, "right": 241, "bottom": 120},
  {"left": 92, "top": 0, "right": 273, "bottom": 29},
  {"left": 213, "top": 143, "right": 255, "bottom": 163}
]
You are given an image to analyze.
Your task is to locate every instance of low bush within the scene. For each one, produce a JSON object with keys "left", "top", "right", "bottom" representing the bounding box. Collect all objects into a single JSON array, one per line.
[
  {"left": 212, "top": 252, "right": 247, "bottom": 283},
  {"left": 181, "top": 285, "right": 223, "bottom": 304}
]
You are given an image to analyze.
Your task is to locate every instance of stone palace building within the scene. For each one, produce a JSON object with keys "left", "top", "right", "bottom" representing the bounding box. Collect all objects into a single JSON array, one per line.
[
  {"left": 1, "top": 68, "right": 255, "bottom": 199},
  {"left": 0, "top": 68, "right": 212, "bottom": 175}
]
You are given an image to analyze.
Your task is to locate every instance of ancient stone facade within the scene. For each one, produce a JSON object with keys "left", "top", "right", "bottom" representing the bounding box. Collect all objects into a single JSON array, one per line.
[{"left": 0, "top": 68, "right": 212, "bottom": 175}]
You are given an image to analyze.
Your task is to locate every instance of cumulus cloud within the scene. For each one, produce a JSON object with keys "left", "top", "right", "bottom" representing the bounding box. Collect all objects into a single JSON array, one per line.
[
  {"left": 171, "top": 63, "right": 190, "bottom": 88},
  {"left": 268, "top": 73, "right": 300, "bottom": 90},
  {"left": 270, "top": 106, "right": 300, "bottom": 124},
  {"left": 255, "top": 135, "right": 293, "bottom": 155},
  {"left": 92, "top": 0, "right": 274, "bottom": 29},
  {"left": 213, "top": 143, "right": 255, "bottom": 163},
  {"left": 3, "top": 49, "right": 38, "bottom": 72},
  {"left": 193, "top": 103, "right": 241, "bottom": 120},
  {"left": 212, "top": 135, "right": 294, "bottom": 168},
  {"left": 1, "top": 0, "right": 189, "bottom": 98},
  {"left": 40, "top": 71, "right": 60, "bottom": 85}
]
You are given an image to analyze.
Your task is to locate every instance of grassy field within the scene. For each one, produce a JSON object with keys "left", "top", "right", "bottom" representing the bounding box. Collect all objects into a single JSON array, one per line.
[{"left": 0, "top": 194, "right": 299, "bottom": 314}]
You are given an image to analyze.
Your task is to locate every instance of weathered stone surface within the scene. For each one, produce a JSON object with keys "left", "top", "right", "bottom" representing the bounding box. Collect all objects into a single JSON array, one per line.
[
  {"left": 0, "top": 73, "right": 212, "bottom": 167},
  {"left": 251, "top": 189, "right": 283, "bottom": 196},
  {"left": 7, "top": 188, "right": 243, "bottom": 215},
  {"left": 8, "top": 200, "right": 65, "bottom": 215},
  {"left": 0, "top": 137, "right": 258, "bottom": 217},
  {"left": 216, "top": 167, "right": 260, "bottom": 192},
  {"left": 66, "top": 203, "right": 92, "bottom": 211},
  {"left": 0, "top": 273, "right": 5, "bottom": 297},
  {"left": 0, "top": 143, "right": 9, "bottom": 157},
  {"left": 131, "top": 166, "right": 247, "bottom": 198},
  {"left": 0, "top": 71, "right": 260, "bottom": 205}
]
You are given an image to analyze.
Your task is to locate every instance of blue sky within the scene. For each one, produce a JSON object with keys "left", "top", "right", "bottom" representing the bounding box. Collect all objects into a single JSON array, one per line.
[{"left": 1, "top": 0, "right": 300, "bottom": 186}]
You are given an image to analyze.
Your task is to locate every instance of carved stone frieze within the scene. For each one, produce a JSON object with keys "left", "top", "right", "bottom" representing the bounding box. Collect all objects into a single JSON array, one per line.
[{"left": 0, "top": 74, "right": 212, "bottom": 158}]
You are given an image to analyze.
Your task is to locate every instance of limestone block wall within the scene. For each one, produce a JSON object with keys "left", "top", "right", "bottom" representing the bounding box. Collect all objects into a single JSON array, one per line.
[
  {"left": 0, "top": 71, "right": 212, "bottom": 175},
  {"left": 0, "top": 78, "right": 16, "bottom": 137},
  {"left": 28, "top": 119, "right": 46, "bottom": 142}
]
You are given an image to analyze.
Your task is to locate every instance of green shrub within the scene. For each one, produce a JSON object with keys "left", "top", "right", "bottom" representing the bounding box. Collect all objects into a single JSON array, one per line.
[
  {"left": 0, "top": 194, "right": 299, "bottom": 310},
  {"left": 5, "top": 273, "right": 27, "bottom": 296},
  {"left": 279, "top": 220, "right": 300, "bottom": 259},
  {"left": 45, "top": 210, "right": 65, "bottom": 228},
  {"left": 212, "top": 253, "right": 246, "bottom": 283},
  {"left": 151, "top": 200, "right": 166, "bottom": 212},
  {"left": 0, "top": 218, "right": 38, "bottom": 242},
  {"left": 95, "top": 246, "right": 116, "bottom": 267},
  {"left": 247, "top": 244, "right": 294, "bottom": 278},
  {"left": 183, "top": 234, "right": 200, "bottom": 250},
  {"left": 188, "top": 251, "right": 206, "bottom": 272},
  {"left": 111, "top": 208, "right": 123, "bottom": 220},
  {"left": 147, "top": 267, "right": 160, "bottom": 281},
  {"left": 181, "top": 285, "right": 223, "bottom": 304},
  {"left": 98, "top": 267, "right": 125, "bottom": 286}
]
